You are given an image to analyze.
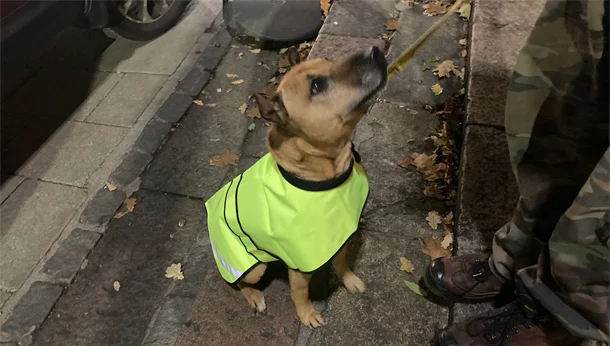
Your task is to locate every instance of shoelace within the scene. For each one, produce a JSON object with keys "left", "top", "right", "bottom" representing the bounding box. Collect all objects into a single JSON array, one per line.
[{"left": 481, "top": 303, "right": 539, "bottom": 345}]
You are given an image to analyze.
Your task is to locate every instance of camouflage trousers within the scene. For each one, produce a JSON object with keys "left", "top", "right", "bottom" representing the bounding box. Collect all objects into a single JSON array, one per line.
[{"left": 490, "top": 0, "right": 609, "bottom": 342}]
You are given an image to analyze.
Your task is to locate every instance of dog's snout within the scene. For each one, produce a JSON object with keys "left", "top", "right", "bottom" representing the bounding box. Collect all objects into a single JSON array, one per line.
[{"left": 367, "top": 46, "right": 380, "bottom": 60}]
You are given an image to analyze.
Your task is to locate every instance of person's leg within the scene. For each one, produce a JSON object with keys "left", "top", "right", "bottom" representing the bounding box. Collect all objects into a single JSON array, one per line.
[{"left": 518, "top": 148, "right": 610, "bottom": 342}]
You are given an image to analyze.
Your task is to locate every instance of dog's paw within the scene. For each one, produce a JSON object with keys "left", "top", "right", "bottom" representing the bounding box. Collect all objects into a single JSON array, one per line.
[
  {"left": 343, "top": 272, "right": 366, "bottom": 294},
  {"left": 297, "top": 305, "right": 325, "bottom": 328},
  {"left": 244, "top": 289, "right": 267, "bottom": 313}
]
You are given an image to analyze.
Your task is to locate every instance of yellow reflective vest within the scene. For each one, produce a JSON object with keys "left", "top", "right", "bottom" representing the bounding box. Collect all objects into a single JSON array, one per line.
[{"left": 205, "top": 147, "right": 368, "bottom": 284}]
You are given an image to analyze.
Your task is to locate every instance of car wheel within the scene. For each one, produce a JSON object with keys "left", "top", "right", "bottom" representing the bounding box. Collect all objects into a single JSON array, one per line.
[{"left": 104, "top": 0, "right": 190, "bottom": 41}]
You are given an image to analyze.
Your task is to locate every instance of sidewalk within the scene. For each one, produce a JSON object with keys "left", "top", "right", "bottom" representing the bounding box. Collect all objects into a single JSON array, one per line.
[
  {"left": 0, "top": 0, "right": 561, "bottom": 345},
  {"left": 0, "top": 0, "right": 221, "bottom": 336}
]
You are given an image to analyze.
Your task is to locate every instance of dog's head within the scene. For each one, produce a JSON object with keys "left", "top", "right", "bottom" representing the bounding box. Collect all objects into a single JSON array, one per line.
[{"left": 253, "top": 46, "right": 387, "bottom": 147}]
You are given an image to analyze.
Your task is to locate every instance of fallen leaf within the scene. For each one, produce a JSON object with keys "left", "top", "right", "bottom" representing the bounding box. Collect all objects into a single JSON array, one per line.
[
  {"left": 238, "top": 52, "right": 244, "bottom": 58},
  {"left": 423, "top": 0, "right": 447, "bottom": 16},
  {"left": 125, "top": 198, "right": 136, "bottom": 212},
  {"left": 407, "top": 138, "right": 416, "bottom": 143},
  {"left": 426, "top": 211, "right": 442, "bottom": 229},
  {"left": 441, "top": 233, "right": 454, "bottom": 249},
  {"left": 231, "top": 44, "right": 239, "bottom": 48},
  {"left": 461, "top": 49, "right": 468, "bottom": 57},
  {"left": 239, "top": 103, "right": 248, "bottom": 114},
  {"left": 205, "top": 103, "right": 217, "bottom": 108},
  {"left": 226, "top": 73, "right": 239, "bottom": 78},
  {"left": 246, "top": 107, "right": 261, "bottom": 119},
  {"left": 320, "top": 0, "right": 331, "bottom": 17},
  {"left": 385, "top": 20, "right": 401, "bottom": 31},
  {"left": 178, "top": 219, "right": 187, "bottom": 228},
  {"left": 248, "top": 123, "right": 256, "bottom": 131},
  {"left": 406, "top": 108, "right": 418, "bottom": 115},
  {"left": 106, "top": 183, "right": 117, "bottom": 191},
  {"left": 193, "top": 100, "right": 204, "bottom": 106},
  {"left": 232, "top": 79, "right": 245, "bottom": 85},
  {"left": 249, "top": 48, "right": 261, "bottom": 54},
  {"left": 210, "top": 150, "right": 241, "bottom": 167},
  {"left": 114, "top": 211, "right": 128, "bottom": 219},
  {"left": 422, "top": 235, "right": 452, "bottom": 260},
  {"left": 113, "top": 281, "right": 120, "bottom": 292},
  {"left": 431, "top": 83, "right": 443, "bottom": 96},
  {"left": 424, "top": 184, "right": 444, "bottom": 199},
  {"left": 459, "top": 38, "right": 467, "bottom": 46},
  {"left": 442, "top": 211, "right": 454, "bottom": 225},
  {"left": 433, "top": 60, "right": 456, "bottom": 78},
  {"left": 400, "top": 257, "right": 415, "bottom": 273},
  {"left": 226, "top": 88, "right": 233, "bottom": 93},
  {"left": 458, "top": 0, "right": 471, "bottom": 19},
  {"left": 458, "top": 67, "right": 465, "bottom": 80},
  {"left": 165, "top": 263, "right": 184, "bottom": 280},
  {"left": 422, "top": 56, "right": 440, "bottom": 71},
  {"left": 397, "top": 157, "right": 414, "bottom": 168},
  {"left": 405, "top": 280, "right": 427, "bottom": 297},
  {"left": 401, "top": 0, "right": 416, "bottom": 8}
]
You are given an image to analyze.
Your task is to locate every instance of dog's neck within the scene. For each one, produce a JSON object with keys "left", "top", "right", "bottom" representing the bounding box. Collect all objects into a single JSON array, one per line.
[{"left": 266, "top": 126, "right": 354, "bottom": 181}]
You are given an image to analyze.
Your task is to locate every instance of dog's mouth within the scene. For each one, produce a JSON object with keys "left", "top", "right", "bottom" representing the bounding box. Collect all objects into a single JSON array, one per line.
[{"left": 349, "top": 46, "right": 388, "bottom": 111}]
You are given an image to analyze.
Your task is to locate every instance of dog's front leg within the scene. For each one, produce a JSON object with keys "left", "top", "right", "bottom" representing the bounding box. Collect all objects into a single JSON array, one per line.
[
  {"left": 288, "top": 269, "right": 325, "bottom": 328},
  {"left": 332, "top": 243, "right": 366, "bottom": 294}
]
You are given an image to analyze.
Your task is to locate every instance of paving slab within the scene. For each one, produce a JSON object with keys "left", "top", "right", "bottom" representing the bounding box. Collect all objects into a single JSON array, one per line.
[
  {"left": 0, "top": 176, "right": 25, "bottom": 204},
  {"left": 466, "top": 22, "right": 533, "bottom": 126},
  {"left": 141, "top": 44, "right": 280, "bottom": 198},
  {"left": 17, "top": 121, "right": 128, "bottom": 187},
  {"left": 41, "top": 229, "right": 101, "bottom": 283},
  {"left": 175, "top": 266, "right": 299, "bottom": 346},
  {"left": 32, "top": 189, "right": 207, "bottom": 346},
  {"left": 380, "top": 6, "right": 468, "bottom": 106},
  {"left": 308, "top": 34, "right": 386, "bottom": 61},
  {"left": 309, "top": 231, "right": 449, "bottom": 346},
  {"left": 71, "top": 72, "right": 124, "bottom": 121},
  {"left": 320, "top": 0, "right": 396, "bottom": 38},
  {"left": 472, "top": 0, "right": 546, "bottom": 29},
  {"left": 0, "top": 291, "right": 11, "bottom": 309},
  {"left": 357, "top": 102, "right": 444, "bottom": 224},
  {"left": 85, "top": 73, "right": 167, "bottom": 127},
  {"left": 97, "top": 0, "right": 221, "bottom": 75},
  {"left": 0, "top": 180, "right": 87, "bottom": 292}
]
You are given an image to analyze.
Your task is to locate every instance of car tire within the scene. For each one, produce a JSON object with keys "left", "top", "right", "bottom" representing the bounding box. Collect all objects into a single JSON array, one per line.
[{"left": 105, "top": 0, "right": 190, "bottom": 41}]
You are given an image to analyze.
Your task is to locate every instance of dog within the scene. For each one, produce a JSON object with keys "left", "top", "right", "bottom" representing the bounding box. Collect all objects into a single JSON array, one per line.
[{"left": 204, "top": 46, "right": 387, "bottom": 328}]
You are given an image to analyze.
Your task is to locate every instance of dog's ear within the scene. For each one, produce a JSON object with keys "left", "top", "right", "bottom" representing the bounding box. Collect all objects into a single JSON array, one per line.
[{"left": 252, "top": 93, "right": 288, "bottom": 125}]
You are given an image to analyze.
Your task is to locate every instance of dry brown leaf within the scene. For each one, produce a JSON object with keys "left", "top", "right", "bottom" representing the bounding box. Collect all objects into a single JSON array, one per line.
[
  {"left": 424, "top": 184, "right": 443, "bottom": 199},
  {"left": 433, "top": 60, "right": 456, "bottom": 78},
  {"left": 443, "top": 224, "right": 453, "bottom": 236},
  {"left": 232, "top": 79, "right": 245, "bottom": 85},
  {"left": 114, "top": 211, "right": 128, "bottom": 219},
  {"left": 320, "top": 0, "right": 331, "bottom": 17},
  {"left": 461, "top": 49, "right": 468, "bottom": 57},
  {"left": 431, "top": 83, "right": 443, "bottom": 95},
  {"left": 459, "top": 38, "right": 467, "bottom": 46},
  {"left": 400, "top": 257, "right": 415, "bottom": 273},
  {"left": 193, "top": 100, "right": 204, "bottom": 106},
  {"left": 402, "top": 0, "right": 416, "bottom": 8},
  {"left": 205, "top": 103, "right": 217, "bottom": 108},
  {"left": 226, "top": 73, "right": 239, "bottom": 78},
  {"left": 246, "top": 107, "right": 261, "bottom": 119},
  {"left": 165, "top": 263, "right": 184, "bottom": 280},
  {"left": 385, "top": 20, "right": 401, "bottom": 31},
  {"left": 106, "top": 183, "right": 117, "bottom": 191},
  {"left": 226, "top": 88, "right": 233, "bottom": 93},
  {"left": 397, "top": 157, "right": 414, "bottom": 168},
  {"left": 423, "top": 1, "right": 447, "bottom": 16},
  {"left": 407, "top": 138, "right": 417, "bottom": 144},
  {"left": 113, "top": 281, "right": 120, "bottom": 292},
  {"left": 178, "top": 219, "right": 187, "bottom": 228},
  {"left": 249, "top": 48, "right": 261, "bottom": 54},
  {"left": 441, "top": 233, "right": 454, "bottom": 249},
  {"left": 238, "top": 52, "right": 244, "bottom": 58},
  {"left": 422, "top": 235, "right": 452, "bottom": 260},
  {"left": 442, "top": 211, "right": 454, "bottom": 225},
  {"left": 201, "top": 90, "right": 206, "bottom": 94},
  {"left": 125, "top": 198, "right": 136, "bottom": 212},
  {"left": 426, "top": 211, "right": 442, "bottom": 230},
  {"left": 210, "top": 150, "right": 241, "bottom": 167},
  {"left": 406, "top": 108, "right": 418, "bottom": 115},
  {"left": 239, "top": 103, "right": 248, "bottom": 114}
]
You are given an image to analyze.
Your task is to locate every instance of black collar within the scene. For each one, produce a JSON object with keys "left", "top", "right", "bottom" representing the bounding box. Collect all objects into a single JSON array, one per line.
[{"left": 277, "top": 143, "right": 362, "bottom": 192}]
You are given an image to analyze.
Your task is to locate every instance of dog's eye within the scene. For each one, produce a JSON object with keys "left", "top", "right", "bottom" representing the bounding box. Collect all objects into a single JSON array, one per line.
[{"left": 310, "top": 77, "right": 327, "bottom": 96}]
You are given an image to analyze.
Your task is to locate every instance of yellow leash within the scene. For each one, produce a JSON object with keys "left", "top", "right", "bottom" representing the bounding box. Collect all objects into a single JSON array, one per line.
[{"left": 387, "top": 0, "right": 467, "bottom": 79}]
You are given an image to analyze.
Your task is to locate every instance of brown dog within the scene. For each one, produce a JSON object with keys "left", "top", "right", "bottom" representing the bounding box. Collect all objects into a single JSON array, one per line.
[{"left": 205, "top": 46, "right": 387, "bottom": 328}]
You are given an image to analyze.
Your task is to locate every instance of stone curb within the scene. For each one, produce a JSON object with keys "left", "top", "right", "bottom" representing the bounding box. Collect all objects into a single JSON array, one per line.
[
  {"left": 0, "top": 23, "right": 233, "bottom": 345},
  {"left": 80, "top": 26, "right": 232, "bottom": 227}
]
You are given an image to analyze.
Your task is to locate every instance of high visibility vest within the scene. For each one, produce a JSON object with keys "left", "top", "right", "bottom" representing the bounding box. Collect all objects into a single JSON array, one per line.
[{"left": 205, "top": 147, "right": 368, "bottom": 284}]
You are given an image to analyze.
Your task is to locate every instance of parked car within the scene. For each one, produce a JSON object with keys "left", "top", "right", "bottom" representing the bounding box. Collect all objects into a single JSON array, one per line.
[{"left": 0, "top": 0, "right": 189, "bottom": 65}]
